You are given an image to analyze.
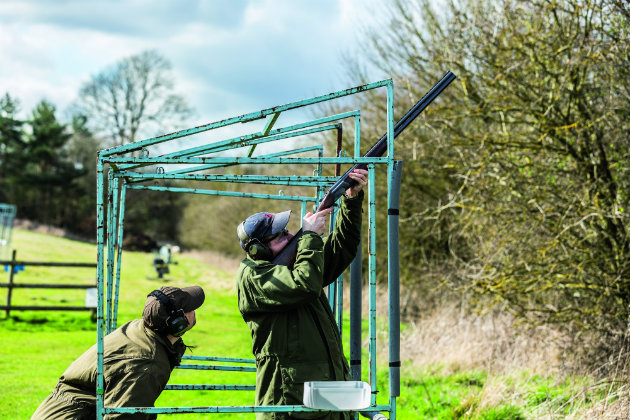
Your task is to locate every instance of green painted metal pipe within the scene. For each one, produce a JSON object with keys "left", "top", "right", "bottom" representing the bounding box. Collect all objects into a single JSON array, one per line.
[
  {"left": 103, "top": 156, "right": 389, "bottom": 165},
  {"left": 163, "top": 144, "right": 325, "bottom": 177},
  {"left": 99, "top": 80, "right": 390, "bottom": 157},
  {"left": 367, "top": 164, "right": 377, "bottom": 406},
  {"left": 105, "top": 404, "right": 392, "bottom": 414},
  {"left": 164, "top": 384, "right": 255, "bottom": 391},
  {"left": 95, "top": 157, "right": 105, "bottom": 419}
]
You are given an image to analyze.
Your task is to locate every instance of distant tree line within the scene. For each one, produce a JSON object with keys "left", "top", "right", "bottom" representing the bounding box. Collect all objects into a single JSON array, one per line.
[
  {"left": 343, "top": 0, "right": 629, "bottom": 370},
  {"left": 0, "top": 50, "right": 191, "bottom": 245}
]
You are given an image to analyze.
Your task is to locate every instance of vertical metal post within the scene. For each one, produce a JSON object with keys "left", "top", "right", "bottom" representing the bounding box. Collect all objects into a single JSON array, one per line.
[
  {"left": 96, "top": 157, "right": 106, "bottom": 420},
  {"left": 386, "top": 82, "right": 394, "bottom": 162},
  {"left": 350, "top": 109, "right": 364, "bottom": 381},
  {"left": 301, "top": 201, "right": 307, "bottom": 224},
  {"left": 367, "top": 164, "right": 377, "bottom": 406},
  {"left": 336, "top": 263, "right": 343, "bottom": 338},
  {"left": 0, "top": 205, "right": 16, "bottom": 260},
  {"left": 354, "top": 114, "right": 361, "bottom": 157},
  {"left": 0, "top": 210, "right": 5, "bottom": 259},
  {"left": 328, "top": 206, "right": 337, "bottom": 311},
  {"left": 331, "top": 142, "right": 344, "bottom": 324},
  {"left": 335, "top": 124, "right": 343, "bottom": 178},
  {"left": 316, "top": 147, "right": 325, "bottom": 204},
  {"left": 6, "top": 249, "right": 16, "bottom": 317},
  {"left": 349, "top": 237, "right": 362, "bottom": 381},
  {"left": 7, "top": 206, "right": 15, "bottom": 260},
  {"left": 386, "top": 80, "right": 398, "bottom": 420},
  {"left": 388, "top": 161, "right": 403, "bottom": 416},
  {"left": 113, "top": 182, "right": 127, "bottom": 330},
  {"left": 0, "top": 206, "right": 6, "bottom": 259},
  {"left": 0, "top": 209, "right": 4, "bottom": 258},
  {"left": 105, "top": 173, "right": 118, "bottom": 334}
]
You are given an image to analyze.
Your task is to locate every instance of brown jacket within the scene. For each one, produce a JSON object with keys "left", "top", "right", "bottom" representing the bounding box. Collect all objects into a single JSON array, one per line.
[{"left": 31, "top": 319, "right": 185, "bottom": 420}]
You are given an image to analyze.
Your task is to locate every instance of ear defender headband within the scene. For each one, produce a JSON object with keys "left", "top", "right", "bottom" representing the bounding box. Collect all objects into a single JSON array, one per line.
[
  {"left": 147, "top": 290, "right": 189, "bottom": 337},
  {"left": 237, "top": 221, "right": 273, "bottom": 261}
]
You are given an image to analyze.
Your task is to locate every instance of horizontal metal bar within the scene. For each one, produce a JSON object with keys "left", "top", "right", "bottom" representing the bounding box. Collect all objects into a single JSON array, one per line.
[
  {"left": 116, "top": 122, "right": 339, "bottom": 172},
  {"left": 117, "top": 173, "right": 337, "bottom": 183},
  {"left": 132, "top": 179, "right": 326, "bottom": 188},
  {"left": 183, "top": 123, "right": 340, "bottom": 157},
  {"left": 103, "top": 157, "right": 388, "bottom": 165},
  {"left": 259, "top": 145, "right": 324, "bottom": 158},
  {"left": 0, "top": 283, "right": 95, "bottom": 289},
  {"left": 126, "top": 185, "right": 318, "bottom": 202},
  {"left": 0, "top": 306, "right": 94, "bottom": 311},
  {"left": 175, "top": 364, "right": 256, "bottom": 372},
  {"left": 182, "top": 355, "right": 256, "bottom": 364},
  {"left": 164, "top": 384, "right": 255, "bottom": 391},
  {"left": 0, "top": 261, "right": 96, "bottom": 267},
  {"left": 106, "top": 404, "right": 392, "bottom": 414},
  {"left": 154, "top": 122, "right": 340, "bottom": 162},
  {"left": 98, "top": 80, "right": 389, "bottom": 156},
  {"left": 164, "top": 145, "right": 325, "bottom": 176}
]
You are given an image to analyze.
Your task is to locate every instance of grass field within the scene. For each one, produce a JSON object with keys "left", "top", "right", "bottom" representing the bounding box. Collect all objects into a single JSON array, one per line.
[{"left": 0, "top": 229, "right": 623, "bottom": 419}]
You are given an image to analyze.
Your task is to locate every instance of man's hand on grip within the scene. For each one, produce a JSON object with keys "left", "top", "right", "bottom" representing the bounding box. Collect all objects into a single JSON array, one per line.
[{"left": 302, "top": 208, "right": 333, "bottom": 235}]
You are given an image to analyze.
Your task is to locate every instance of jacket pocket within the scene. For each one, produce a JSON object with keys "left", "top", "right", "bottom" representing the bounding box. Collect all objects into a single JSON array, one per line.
[{"left": 280, "top": 362, "right": 330, "bottom": 419}]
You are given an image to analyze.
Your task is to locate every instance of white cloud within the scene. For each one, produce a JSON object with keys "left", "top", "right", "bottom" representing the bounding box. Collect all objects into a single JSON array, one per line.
[{"left": 0, "top": 0, "right": 388, "bottom": 125}]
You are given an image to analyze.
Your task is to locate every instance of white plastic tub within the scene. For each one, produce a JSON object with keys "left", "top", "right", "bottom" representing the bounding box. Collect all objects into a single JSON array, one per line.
[{"left": 303, "top": 381, "right": 371, "bottom": 410}]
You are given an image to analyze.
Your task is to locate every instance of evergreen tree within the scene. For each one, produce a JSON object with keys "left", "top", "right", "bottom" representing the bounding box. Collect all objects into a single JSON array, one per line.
[
  {"left": 20, "top": 101, "right": 85, "bottom": 224},
  {"left": 0, "top": 93, "right": 24, "bottom": 203}
]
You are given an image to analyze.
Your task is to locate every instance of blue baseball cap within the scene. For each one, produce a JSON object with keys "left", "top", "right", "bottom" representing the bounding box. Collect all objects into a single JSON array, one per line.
[{"left": 237, "top": 210, "right": 291, "bottom": 250}]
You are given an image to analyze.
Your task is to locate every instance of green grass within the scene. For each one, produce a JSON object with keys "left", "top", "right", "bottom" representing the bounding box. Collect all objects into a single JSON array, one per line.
[
  {"left": 0, "top": 229, "right": 615, "bottom": 419},
  {"left": 1, "top": 229, "right": 256, "bottom": 419}
]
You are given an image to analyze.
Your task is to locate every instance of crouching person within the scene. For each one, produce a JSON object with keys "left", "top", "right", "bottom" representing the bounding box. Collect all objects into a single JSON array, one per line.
[{"left": 32, "top": 285, "right": 205, "bottom": 420}]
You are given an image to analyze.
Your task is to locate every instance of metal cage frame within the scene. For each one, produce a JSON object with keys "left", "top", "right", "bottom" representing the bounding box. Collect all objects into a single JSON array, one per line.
[{"left": 95, "top": 78, "right": 402, "bottom": 419}]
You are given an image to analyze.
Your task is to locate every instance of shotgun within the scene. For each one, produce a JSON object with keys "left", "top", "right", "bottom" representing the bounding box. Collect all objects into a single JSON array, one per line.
[{"left": 272, "top": 71, "right": 456, "bottom": 267}]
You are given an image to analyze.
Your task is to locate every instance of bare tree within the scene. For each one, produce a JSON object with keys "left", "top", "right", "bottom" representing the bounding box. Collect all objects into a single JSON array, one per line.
[
  {"left": 347, "top": 0, "right": 630, "bottom": 368},
  {"left": 75, "top": 49, "right": 193, "bottom": 147}
]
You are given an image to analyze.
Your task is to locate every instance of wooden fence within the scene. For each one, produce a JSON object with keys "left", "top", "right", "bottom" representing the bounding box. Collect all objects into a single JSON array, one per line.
[{"left": 0, "top": 250, "right": 97, "bottom": 318}]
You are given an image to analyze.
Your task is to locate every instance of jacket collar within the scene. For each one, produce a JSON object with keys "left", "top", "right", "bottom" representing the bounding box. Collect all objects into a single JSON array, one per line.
[{"left": 144, "top": 323, "right": 186, "bottom": 368}]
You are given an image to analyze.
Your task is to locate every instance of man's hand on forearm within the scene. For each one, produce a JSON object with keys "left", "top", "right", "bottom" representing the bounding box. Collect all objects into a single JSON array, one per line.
[{"left": 302, "top": 208, "right": 333, "bottom": 235}]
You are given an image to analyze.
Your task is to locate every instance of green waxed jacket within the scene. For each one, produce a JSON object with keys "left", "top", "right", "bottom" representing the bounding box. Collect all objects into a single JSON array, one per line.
[
  {"left": 236, "top": 191, "right": 364, "bottom": 420},
  {"left": 31, "top": 319, "right": 186, "bottom": 420}
]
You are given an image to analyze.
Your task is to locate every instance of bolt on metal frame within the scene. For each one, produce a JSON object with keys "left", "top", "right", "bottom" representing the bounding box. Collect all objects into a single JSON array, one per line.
[{"left": 95, "top": 78, "right": 402, "bottom": 419}]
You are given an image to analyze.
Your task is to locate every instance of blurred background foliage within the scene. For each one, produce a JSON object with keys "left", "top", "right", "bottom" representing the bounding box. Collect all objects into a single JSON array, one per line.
[{"left": 339, "top": 0, "right": 630, "bottom": 370}]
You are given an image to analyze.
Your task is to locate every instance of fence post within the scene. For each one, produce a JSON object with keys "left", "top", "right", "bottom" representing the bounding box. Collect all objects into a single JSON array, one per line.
[{"left": 6, "top": 249, "right": 16, "bottom": 317}]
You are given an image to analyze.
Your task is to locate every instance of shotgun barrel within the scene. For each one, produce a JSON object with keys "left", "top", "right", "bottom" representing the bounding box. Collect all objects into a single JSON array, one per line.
[{"left": 272, "top": 71, "right": 456, "bottom": 267}]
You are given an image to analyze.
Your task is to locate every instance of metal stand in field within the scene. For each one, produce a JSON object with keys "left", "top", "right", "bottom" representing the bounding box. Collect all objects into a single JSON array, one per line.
[
  {"left": 95, "top": 79, "right": 403, "bottom": 419},
  {"left": 0, "top": 203, "right": 16, "bottom": 260}
]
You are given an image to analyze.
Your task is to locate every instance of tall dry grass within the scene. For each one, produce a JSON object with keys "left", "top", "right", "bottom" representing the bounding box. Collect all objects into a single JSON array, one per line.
[
  {"left": 182, "top": 249, "right": 241, "bottom": 289},
  {"left": 351, "top": 283, "right": 630, "bottom": 419},
  {"left": 398, "top": 304, "right": 561, "bottom": 375}
]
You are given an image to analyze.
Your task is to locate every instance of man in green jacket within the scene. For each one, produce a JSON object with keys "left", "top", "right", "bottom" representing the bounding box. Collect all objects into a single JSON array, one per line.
[
  {"left": 236, "top": 168, "right": 368, "bottom": 420},
  {"left": 31, "top": 285, "right": 205, "bottom": 420}
]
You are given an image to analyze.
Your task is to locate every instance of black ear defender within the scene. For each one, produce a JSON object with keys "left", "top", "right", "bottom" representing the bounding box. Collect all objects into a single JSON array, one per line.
[
  {"left": 237, "top": 221, "right": 273, "bottom": 261},
  {"left": 147, "top": 290, "right": 189, "bottom": 337}
]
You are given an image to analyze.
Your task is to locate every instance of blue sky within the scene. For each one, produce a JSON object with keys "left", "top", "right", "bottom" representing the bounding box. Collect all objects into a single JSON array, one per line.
[{"left": 0, "top": 0, "right": 389, "bottom": 130}]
